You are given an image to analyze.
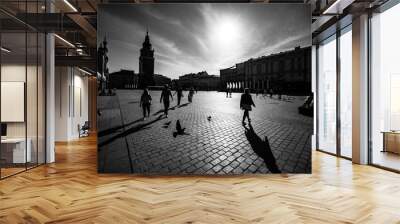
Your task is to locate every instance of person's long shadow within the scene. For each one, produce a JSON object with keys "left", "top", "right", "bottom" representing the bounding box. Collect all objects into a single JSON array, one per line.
[
  {"left": 178, "top": 103, "right": 189, "bottom": 108},
  {"left": 98, "top": 115, "right": 165, "bottom": 148},
  {"left": 98, "top": 117, "right": 144, "bottom": 138},
  {"left": 152, "top": 105, "right": 179, "bottom": 116},
  {"left": 244, "top": 123, "right": 281, "bottom": 173}
]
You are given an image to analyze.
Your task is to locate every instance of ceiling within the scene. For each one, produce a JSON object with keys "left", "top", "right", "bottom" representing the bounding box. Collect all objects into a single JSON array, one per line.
[{"left": 1, "top": 0, "right": 386, "bottom": 71}]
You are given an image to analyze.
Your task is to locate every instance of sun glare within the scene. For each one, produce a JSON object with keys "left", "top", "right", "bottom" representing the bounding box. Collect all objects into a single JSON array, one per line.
[
  {"left": 204, "top": 12, "right": 249, "bottom": 70},
  {"left": 214, "top": 17, "right": 240, "bottom": 45}
]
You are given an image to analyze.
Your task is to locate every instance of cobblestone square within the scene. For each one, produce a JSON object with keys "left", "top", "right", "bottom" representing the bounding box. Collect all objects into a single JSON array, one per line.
[{"left": 98, "top": 90, "right": 312, "bottom": 174}]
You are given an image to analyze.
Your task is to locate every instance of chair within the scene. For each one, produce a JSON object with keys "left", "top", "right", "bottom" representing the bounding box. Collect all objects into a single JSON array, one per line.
[{"left": 78, "top": 121, "right": 90, "bottom": 138}]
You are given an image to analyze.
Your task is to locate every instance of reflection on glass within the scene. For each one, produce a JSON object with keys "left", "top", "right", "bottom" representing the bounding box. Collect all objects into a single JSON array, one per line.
[
  {"left": 340, "top": 29, "right": 352, "bottom": 158},
  {"left": 318, "top": 36, "right": 337, "bottom": 154},
  {"left": 371, "top": 3, "right": 400, "bottom": 171}
]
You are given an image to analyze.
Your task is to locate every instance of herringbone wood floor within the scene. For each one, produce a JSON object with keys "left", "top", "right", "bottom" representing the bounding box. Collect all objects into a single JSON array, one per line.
[{"left": 1, "top": 135, "right": 400, "bottom": 224}]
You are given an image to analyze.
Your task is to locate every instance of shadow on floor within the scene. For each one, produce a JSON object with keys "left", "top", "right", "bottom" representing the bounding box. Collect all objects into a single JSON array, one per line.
[
  {"left": 178, "top": 103, "right": 190, "bottom": 108},
  {"left": 153, "top": 105, "right": 178, "bottom": 116},
  {"left": 162, "top": 121, "right": 172, "bottom": 128},
  {"left": 173, "top": 120, "right": 190, "bottom": 138},
  {"left": 244, "top": 123, "right": 281, "bottom": 173},
  {"left": 98, "top": 115, "right": 165, "bottom": 148},
  {"left": 98, "top": 118, "right": 144, "bottom": 138}
]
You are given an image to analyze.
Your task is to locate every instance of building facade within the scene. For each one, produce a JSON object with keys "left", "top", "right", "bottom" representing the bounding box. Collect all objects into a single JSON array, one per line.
[
  {"left": 220, "top": 46, "right": 311, "bottom": 95},
  {"left": 138, "top": 31, "right": 155, "bottom": 88},
  {"left": 154, "top": 74, "right": 172, "bottom": 87},
  {"left": 109, "top": 69, "right": 139, "bottom": 89},
  {"left": 177, "top": 71, "right": 220, "bottom": 91}
]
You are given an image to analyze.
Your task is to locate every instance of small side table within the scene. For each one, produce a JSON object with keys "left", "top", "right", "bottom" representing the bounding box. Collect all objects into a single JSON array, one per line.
[{"left": 381, "top": 131, "right": 400, "bottom": 154}]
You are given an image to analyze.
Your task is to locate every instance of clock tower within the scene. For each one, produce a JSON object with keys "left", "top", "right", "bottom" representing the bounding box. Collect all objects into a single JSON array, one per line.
[{"left": 138, "top": 30, "right": 155, "bottom": 88}]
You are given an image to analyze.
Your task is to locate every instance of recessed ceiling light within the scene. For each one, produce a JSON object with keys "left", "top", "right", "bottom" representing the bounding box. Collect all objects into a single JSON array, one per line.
[
  {"left": 322, "top": 0, "right": 354, "bottom": 15},
  {"left": 54, "top": 34, "right": 75, "bottom": 48},
  {"left": 1, "top": 47, "right": 11, "bottom": 53},
  {"left": 78, "top": 67, "right": 92, "bottom": 76},
  {"left": 63, "top": 0, "right": 78, "bottom": 12}
]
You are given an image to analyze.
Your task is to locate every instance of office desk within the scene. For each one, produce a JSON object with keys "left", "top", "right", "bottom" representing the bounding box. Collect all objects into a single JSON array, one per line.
[
  {"left": 382, "top": 131, "right": 400, "bottom": 154},
  {"left": 1, "top": 138, "right": 31, "bottom": 163}
]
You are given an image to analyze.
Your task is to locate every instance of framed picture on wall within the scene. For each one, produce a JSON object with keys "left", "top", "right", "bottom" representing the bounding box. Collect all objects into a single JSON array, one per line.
[{"left": 97, "top": 3, "right": 313, "bottom": 175}]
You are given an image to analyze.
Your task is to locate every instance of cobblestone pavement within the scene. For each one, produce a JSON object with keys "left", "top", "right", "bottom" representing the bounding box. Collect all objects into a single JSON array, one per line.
[{"left": 98, "top": 90, "right": 312, "bottom": 174}]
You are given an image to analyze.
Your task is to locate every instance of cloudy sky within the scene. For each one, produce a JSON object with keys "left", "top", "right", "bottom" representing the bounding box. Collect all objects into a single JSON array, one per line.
[{"left": 98, "top": 4, "right": 311, "bottom": 79}]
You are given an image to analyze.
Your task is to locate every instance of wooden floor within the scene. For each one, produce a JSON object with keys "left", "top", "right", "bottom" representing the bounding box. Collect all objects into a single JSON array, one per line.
[{"left": 1, "top": 135, "right": 400, "bottom": 224}]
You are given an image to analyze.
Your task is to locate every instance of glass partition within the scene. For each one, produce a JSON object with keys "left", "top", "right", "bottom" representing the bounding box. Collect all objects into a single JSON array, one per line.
[
  {"left": 317, "top": 35, "right": 337, "bottom": 154},
  {"left": 339, "top": 27, "right": 352, "bottom": 158},
  {"left": 0, "top": 2, "right": 46, "bottom": 179},
  {"left": 1, "top": 31, "right": 28, "bottom": 177},
  {"left": 370, "top": 3, "right": 400, "bottom": 171}
]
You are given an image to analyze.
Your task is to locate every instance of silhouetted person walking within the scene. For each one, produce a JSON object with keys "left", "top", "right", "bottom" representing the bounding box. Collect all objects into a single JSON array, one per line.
[
  {"left": 174, "top": 87, "right": 184, "bottom": 106},
  {"left": 240, "top": 88, "right": 256, "bottom": 125},
  {"left": 226, "top": 89, "right": 229, "bottom": 98},
  {"left": 160, "top": 85, "right": 173, "bottom": 118},
  {"left": 188, "top": 87, "right": 195, "bottom": 103},
  {"left": 140, "top": 88, "right": 152, "bottom": 120}
]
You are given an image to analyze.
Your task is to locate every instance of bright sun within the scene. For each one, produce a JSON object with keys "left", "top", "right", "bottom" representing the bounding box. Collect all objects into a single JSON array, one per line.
[
  {"left": 214, "top": 18, "right": 240, "bottom": 45},
  {"left": 207, "top": 14, "right": 245, "bottom": 64}
]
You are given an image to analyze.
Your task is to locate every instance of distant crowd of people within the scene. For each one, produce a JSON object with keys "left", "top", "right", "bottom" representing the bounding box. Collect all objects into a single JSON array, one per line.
[
  {"left": 227, "top": 88, "right": 288, "bottom": 100},
  {"left": 139, "top": 85, "right": 260, "bottom": 126},
  {"left": 140, "top": 84, "right": 197, "bottom": 120},
  {"left": 138, "top": 84, "right": 297, "bottom": 126}
]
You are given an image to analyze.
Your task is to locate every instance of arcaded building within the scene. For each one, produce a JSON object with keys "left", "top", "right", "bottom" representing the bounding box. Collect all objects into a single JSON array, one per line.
[
  {"left": 220, "top": 46, "right": 311, "bottom": 95},
  {"left": 177, "top": 71, "right": 220, "bottom": 91},
  {"left": 109, "top": 70, "right": 139, "bottom": 89}
]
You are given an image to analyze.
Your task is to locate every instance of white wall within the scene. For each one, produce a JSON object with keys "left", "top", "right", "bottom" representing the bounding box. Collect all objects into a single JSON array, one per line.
[
  {"left": 55, "top": 66, "right": 89, "bottom": 141},
  {"left": 1, "top": 65, "right": 41, "bottom": 137},
  {"left": 55, "top": 66, "right": 70, "bottom": 141}
]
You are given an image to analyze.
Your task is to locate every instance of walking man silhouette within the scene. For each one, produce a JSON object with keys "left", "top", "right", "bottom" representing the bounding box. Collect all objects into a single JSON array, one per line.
[
  {"left": 240, "top": 88, "right": 256, "bottom": 125},
  {"left": 188, "top": 87, "right": 195, "bottom": 103},
  {"left": 174, "top": 87, "right": 184, "bottom": 106},
  {"left": 160, "top": 84, "right": 173, "bottom": 118},
  {"left": 139, "top": 88, "right": 152, "bottom": 120}
]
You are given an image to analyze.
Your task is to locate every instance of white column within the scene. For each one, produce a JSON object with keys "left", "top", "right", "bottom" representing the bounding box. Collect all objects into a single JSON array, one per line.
[
  {"left": 46, "top": 33, "right": 55, "bottom": 163},
  {"left": 45, "top": 0, "right": 56, "bottom": 163},
  {"left": 352, "top": 14, "right": 369, "bottom": 164}
]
